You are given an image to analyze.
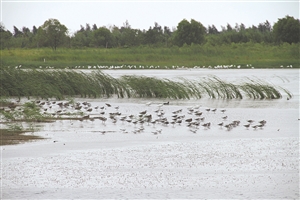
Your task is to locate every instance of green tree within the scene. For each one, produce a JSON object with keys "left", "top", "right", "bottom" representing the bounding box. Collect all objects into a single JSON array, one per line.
[
  {"left": 32, "top": 26, "right": 38, "bottom": 35},
  {"left": 163, "top": 26, "right": 172, "bottom": 47},
  {"left": 144, "top": 22, "right": 164, "bottom": 46},
  {"left": 93, "top": 27, "right": 113, "bottom": 48},
  {"left": 72, "top": 31, "right": 87, "bottom": 47},
  {"left": 13, "top": 26, "right": 23, "bottom": 38},
  {"left": 208, "top": 25, "right": 219, "bottom": 34},
  {"left": 39, "top": 18, "right": 68, "bottom": 50},
  {"left": 174, "top": 19, "right": 206, "bottom": 46},
  {"left": 119, "top": 20, "right": 139, "bottom": 47},
  {"left": 0, "top": 23, "right": 12, "bottom": 49},
  {"left": 258, "top": 20, "right": 272, "bottom": 33},
  {"left": 19, "top": 26, "right": 32, "bottom": 48},
  {"left": 36, "top": 27, "right": 47, "bottom": 48},
  {"left": 111, "top": 25, "right": 122, "bottom": 47},
  {"left": 71, "top": 24, "right": 93, "bottom": 47},
  {"left": 92, "top": 24, "right": 98, "bottom": 31},
  {"left": 273, "top": 15, "right": 300, "bottom": 44}
]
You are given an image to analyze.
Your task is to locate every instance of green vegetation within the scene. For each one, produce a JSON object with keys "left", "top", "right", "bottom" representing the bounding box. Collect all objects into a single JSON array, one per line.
[
  {"left": 37, "top": 19, "right": 68, "bottom": 51},
  {"left": 0, "top": 99, "right": 51, "bottom": 122},
  {"left": 0, "top": 69, "right": 291, "bottom": 100},
  {"left": 1, "top": 16, "right": 299, "bottom": 68},
  {"left": 174, "top": 19, "right": 206, "bottom": 46},
  {"left": 0, "top": 98, "right": 45, "bottom": 145},
  {"left": 1, "top": 16, "right": 299, "bottom": 50},
  {"left": 0, "top": 97, "right": 11, "bottom": 107},
  {"left": 273, "top": 16, "right": 300, "bottom": 44},
  {"left": 1, "top": 42, "right": 298, "bottom": 68}
]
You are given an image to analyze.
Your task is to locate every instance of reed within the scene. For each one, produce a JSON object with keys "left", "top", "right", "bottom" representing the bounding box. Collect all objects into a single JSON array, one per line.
[
  {"left": 0, "top": 69, "right": 291, "bottom": 100},
  {"left": 239, "top": 78, "right": 283, "bottom": 99},
  {"left": 180, "top": 78, "right": 202, "bottom": 99},
  {"left": 92, "top": 71, "right": 128, "bottom": 98}
]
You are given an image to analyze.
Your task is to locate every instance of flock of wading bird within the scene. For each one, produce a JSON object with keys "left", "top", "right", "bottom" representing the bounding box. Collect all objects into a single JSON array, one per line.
[{"left": 32, "top": 100, "right": 267, "bottom": 135}]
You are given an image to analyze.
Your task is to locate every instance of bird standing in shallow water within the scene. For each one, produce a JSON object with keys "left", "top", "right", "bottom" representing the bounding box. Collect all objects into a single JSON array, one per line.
[
  {"left": 259, "top": 120, "right": 267, "bottom": 125},
  {"left": 100, "top": 131, "right": 106, "bottom": 135},
  {"left": 189, "top": 129, "right": 197, "bottom": 133},
  {"left": 257, "top": 124, "right": 264, "bottom": 129},
  {"left": 247, "top": 120, "right": 254, "bottom": 124},
  {"left": 185, "top": 118, "right": 192, "bottom": 123},
  {"left": 224, "top": 124, "right": 232, "bottom": 131},
  {"left": 218, "top": 122, "right": 224, "bottom": 127},
  {"left": 244, "top": 124, "right": 250, "bottom": 129},
  {"left": 222, "top": 116, "right": 228, "bottom": 120},
  {"left": 152, "top": 131, "right": 158, "bottom": 135}
]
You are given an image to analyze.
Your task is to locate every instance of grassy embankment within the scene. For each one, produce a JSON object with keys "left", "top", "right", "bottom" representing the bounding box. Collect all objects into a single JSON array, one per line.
[{"left": 1, "top": 43, "right": 299, "bottom": 69}]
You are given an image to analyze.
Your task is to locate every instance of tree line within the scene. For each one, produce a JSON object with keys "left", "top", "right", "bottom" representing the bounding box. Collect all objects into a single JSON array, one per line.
[{"left": 1, "top": 15, "right": 299, "bottom": 50}]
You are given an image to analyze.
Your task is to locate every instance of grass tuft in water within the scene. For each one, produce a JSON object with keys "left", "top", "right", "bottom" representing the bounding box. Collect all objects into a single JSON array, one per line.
[{"left": 0, "top": 69, "right": 291, "bottom": 100}]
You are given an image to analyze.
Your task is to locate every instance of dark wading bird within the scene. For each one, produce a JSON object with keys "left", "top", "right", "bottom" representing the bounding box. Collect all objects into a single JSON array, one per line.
[
  {"left": 244, "top": 124, "right": 250, "bottom": 129},
  {"left": 218, "top": 122, "right": 224, "bottom": 127},
  {"left": 163, "top": 101, "right": 169, "bottom": 105},
  {"left": 185, "top": 118, "right": 193, "bottom": 123}
]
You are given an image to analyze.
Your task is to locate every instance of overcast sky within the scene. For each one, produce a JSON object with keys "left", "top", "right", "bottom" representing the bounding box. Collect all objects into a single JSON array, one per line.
[{"left": 1, "top": 0, "right": 299, "bottom": 35}]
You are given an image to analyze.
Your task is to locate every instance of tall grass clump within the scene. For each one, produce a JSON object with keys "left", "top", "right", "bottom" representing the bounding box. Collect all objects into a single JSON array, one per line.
[
  {"left": 0, "top": 69, "right": 291, "bottom": 100},
  {"left": 91, "top": 71, "right": 128, "bottom": 98},
  {"left": 120, "top": 75, "right": 191, "bottom": 99},
  {"left": 179, "top": 78, "right": 203, "bottom": 99},
  {"left": 0, "top": 69, "right": 125, "bottom": 99},
  {"left": 197, "top": 76, "right": 243, "bottom": 99},
  {"left": 239, "top": 78, "right": 283, "bottom": 99}
]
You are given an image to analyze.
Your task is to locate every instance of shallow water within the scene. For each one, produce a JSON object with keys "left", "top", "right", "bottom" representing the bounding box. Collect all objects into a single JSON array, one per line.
[{"left": 1, "top": 69, "right": 299, "bottom": 199}]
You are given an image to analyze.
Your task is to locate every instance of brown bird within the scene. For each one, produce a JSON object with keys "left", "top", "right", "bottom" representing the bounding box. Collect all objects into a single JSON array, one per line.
[
  {"left": 222, "top": 116, "right": 228, "bottom": 120},
  {"left": 194, "top": 111, "right": 202, "bottom": 116},
  {"left": 82, "top": 115, "right": 90, "bottom": 120},
  {"left": 252, "top": 125, "right": 258, "bottom": 129},
  {"left": 100, "top": 131, "right": 106, "bottom": 135},
  {"left": 185, "top": 118, "right": 193, "bottom": 123},
  {"left": 259, "top": 120, "right": 267, "bottom": 125},
  {"left": 139, "top": 110, "right": 147, "bottom": 115},
  {"left": 189, "top": 129, "right": 197, "bottom": 134},
  {"left": 163, "top": 101, "right": 169, "bottom": 105},
  {"left": 244, "top": 124, "right": 250, "bottom": 129}
]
